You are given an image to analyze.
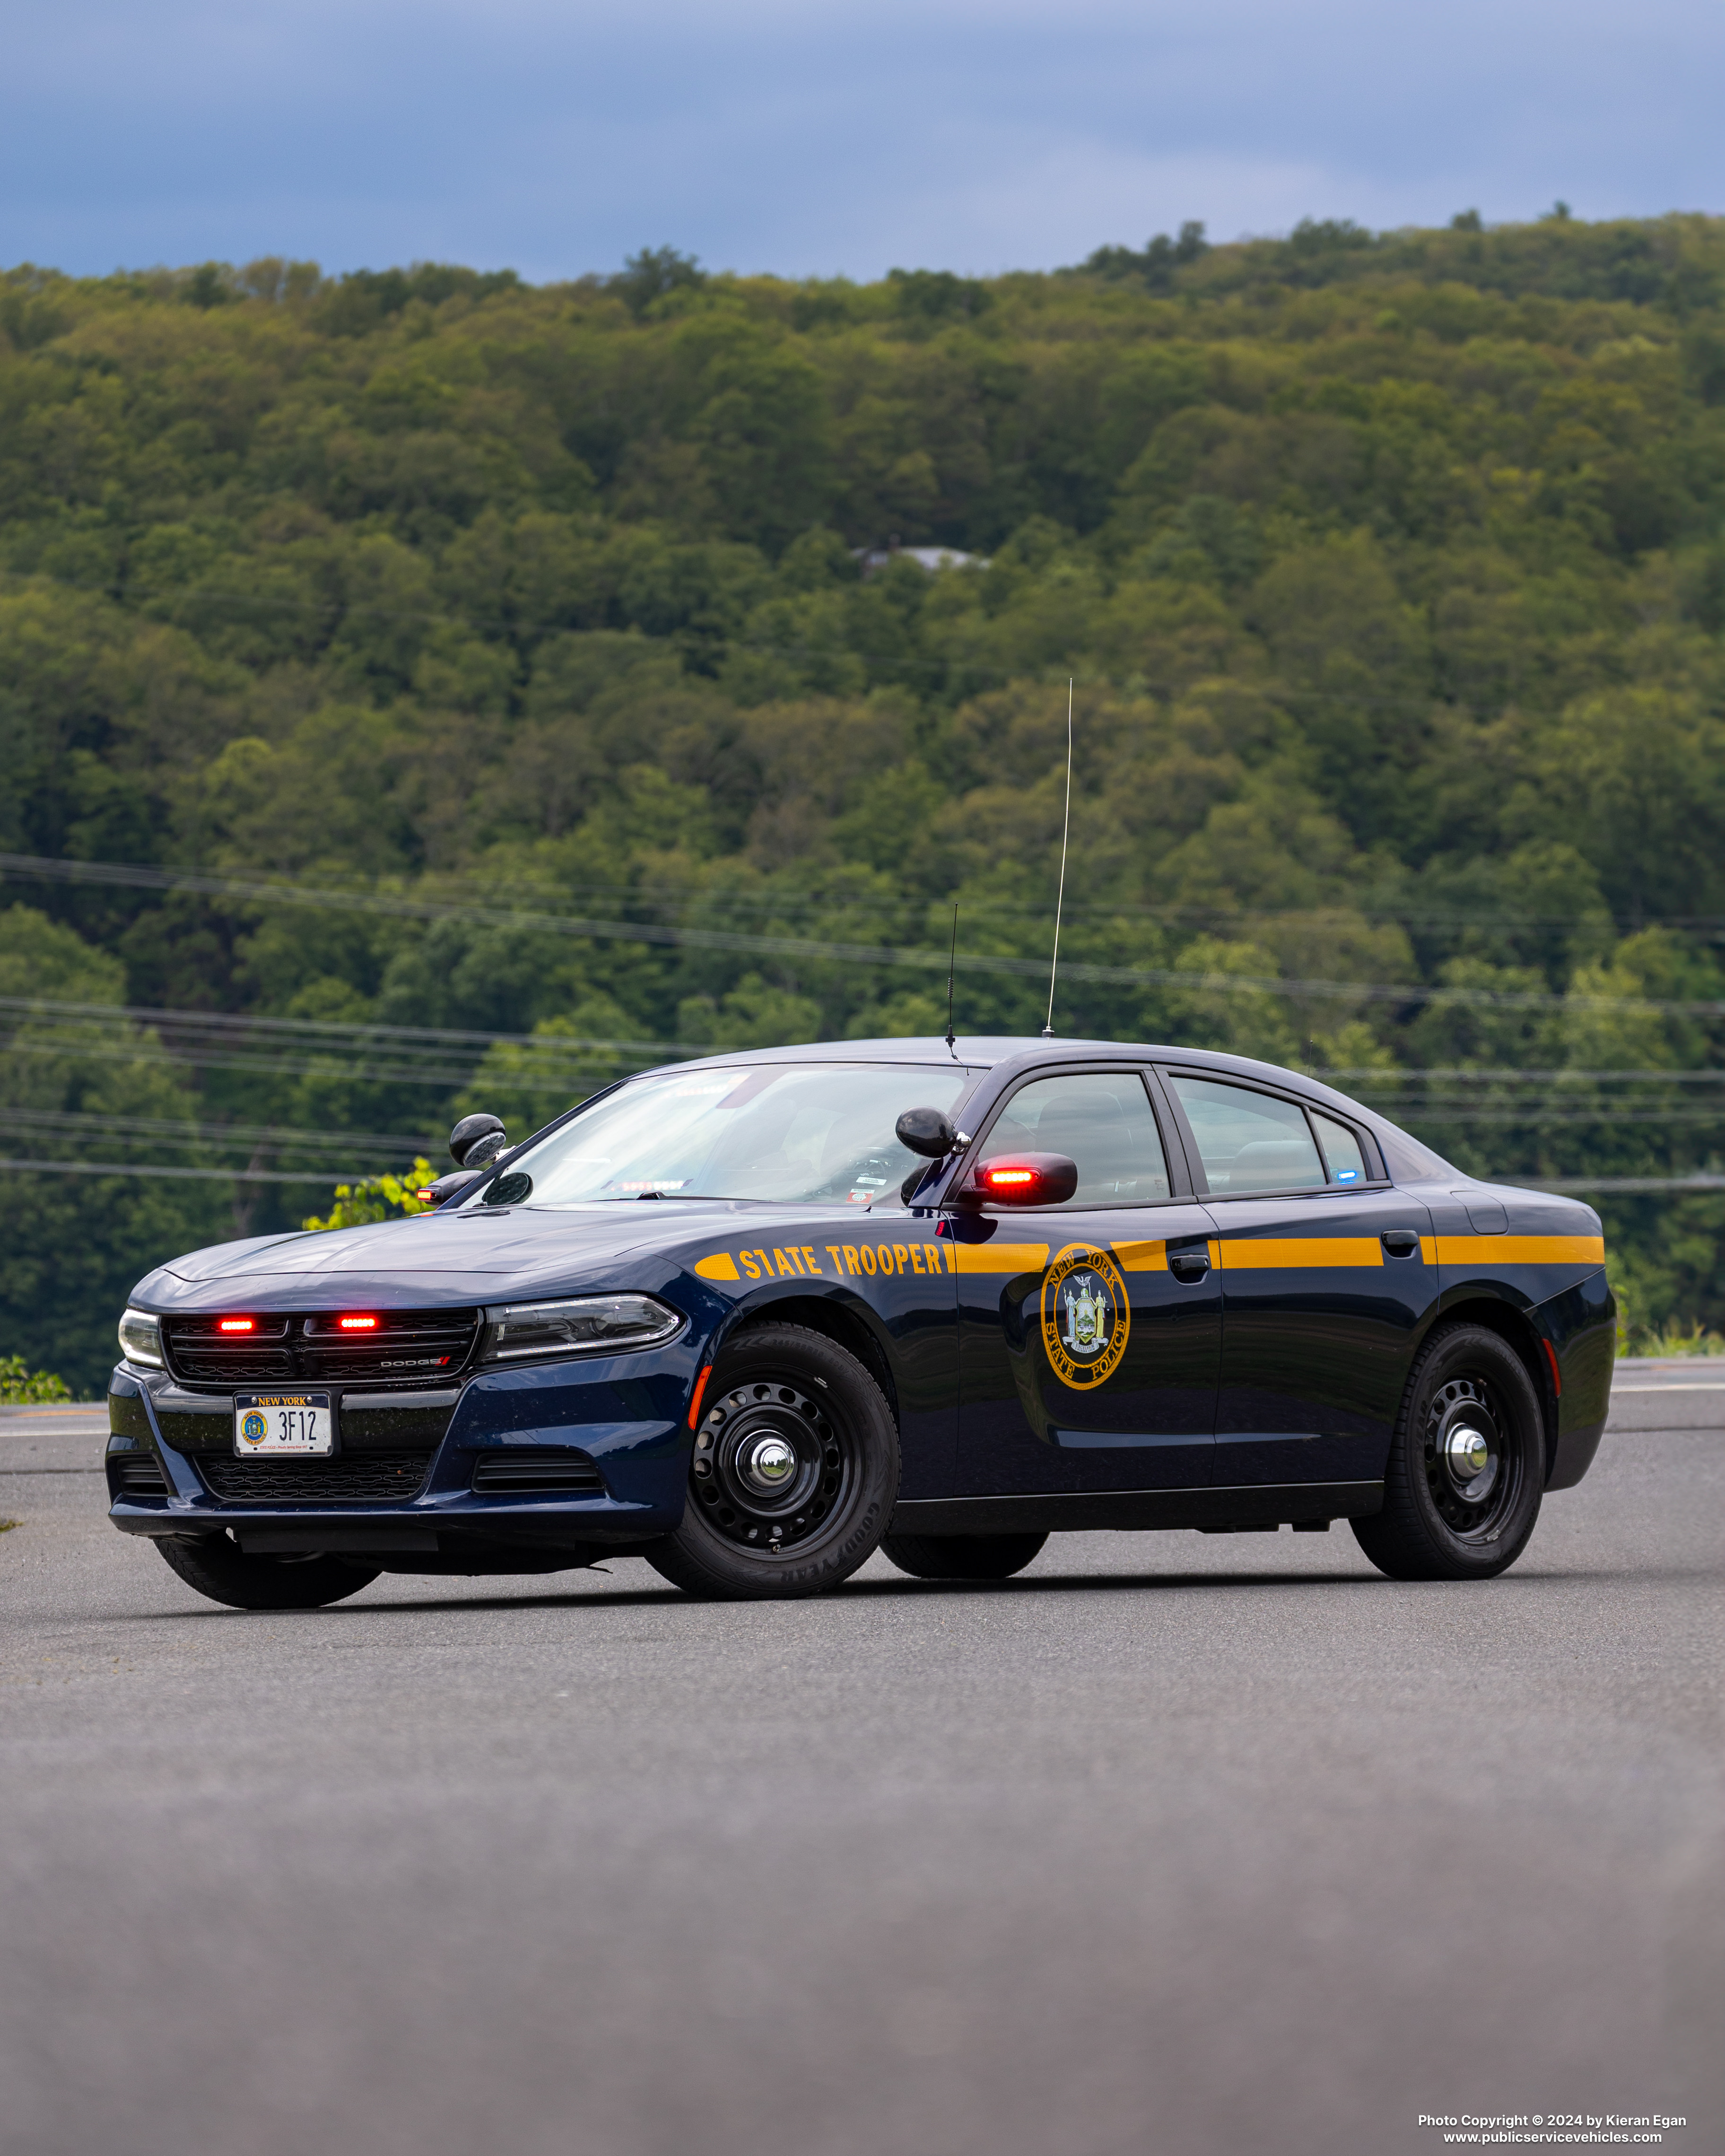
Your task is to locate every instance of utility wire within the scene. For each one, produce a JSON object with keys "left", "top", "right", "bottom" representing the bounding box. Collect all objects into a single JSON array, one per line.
[
  {"left": 3, "top": 1155, "right": 1719, "bottom": 1196},
  {"left": 8, "top": 851, "right": 1725, "bottom": 1017},
  {"left": 0, "top": 1035, "right": 647, "bottom": 1088},
  {"left": 8, "top": 1107, "right": 436, "bottom": 1157},
  {"left": 0, "top": 1156, "right": 364, "bottom": 1184},
  {"left": 1516, "top": 1176, "right": 1725, "bottom": 1194},
  {"left": 1320, "top": 1067, "right": 1725, "bottom": 1083},
  {"left": 0, "top": 991, "right": 692, "bottom": 1058}
]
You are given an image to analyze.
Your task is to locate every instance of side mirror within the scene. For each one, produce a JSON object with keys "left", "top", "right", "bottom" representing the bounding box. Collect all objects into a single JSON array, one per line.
[
  {"left": 963, "top": 1152, "right": 1079, "bottom": 1207},
  {"left": 896, "top": 1106, "right": 958, "bottom": 1159},
  {"left": 449, "top": 1113, "right": 506, "bottom": 1169}
]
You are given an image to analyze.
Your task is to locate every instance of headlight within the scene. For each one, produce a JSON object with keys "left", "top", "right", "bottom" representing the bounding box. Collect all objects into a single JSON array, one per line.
[
  {"left": 118, "top": 1309, "right": 164, "bottom": 1368},
  {"left": 479, "top": 1294, "right": 683, "bottom": 1363}
]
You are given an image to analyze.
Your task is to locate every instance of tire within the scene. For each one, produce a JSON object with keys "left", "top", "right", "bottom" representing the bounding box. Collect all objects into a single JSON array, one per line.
[
  {"left": 644, "top": 1323, "right": 899, "bottom": 1601},
  {"left": 1351, "top": 1322, "right": 1545, "bottom": 1582},
  {"left": 155, "top": 1534, "right": 381, "bottom": 1611},
  {"left": 880, "top": 1531, "right": 1048, "bottom": 1581}
]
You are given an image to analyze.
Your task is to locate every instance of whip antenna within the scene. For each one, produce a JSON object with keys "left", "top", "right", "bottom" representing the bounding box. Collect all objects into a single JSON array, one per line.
[
  {"left": 1042, "top": 679, "right": 1073, "bottom": 1039},
  {"left": 944, "top": 903, "right": 958, "bottom": 1055}
]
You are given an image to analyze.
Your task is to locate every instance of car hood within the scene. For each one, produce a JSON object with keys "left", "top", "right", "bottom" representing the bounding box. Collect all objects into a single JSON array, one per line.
[{"left": 133, "top": 1200, "right": 849, "bottom": 1311}]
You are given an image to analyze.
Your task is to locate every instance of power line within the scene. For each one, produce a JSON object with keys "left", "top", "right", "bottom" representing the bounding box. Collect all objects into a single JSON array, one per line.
[
  {"left": 3, "top": 1152, "right": 1717, "bottom": 1197},
  {"left": 0, "top": 992, "right": 689, "bottom": 1058},
  {"left": 8, "top": 1004, "right": 1719, "bottom": 1090},
  {"left": 1399, "top": 1110, "right": 1725, "bottom": 1126},
  {"left": 16, "top": 854, "right": 1698, "bottom": 936},
  {"left": 9, "top": 1108, "right": 436, "bottom": 1158},
  {"left": 0, "top": 1156, "right": 358, "bottom": 1184},
  {"left": 0, "top": 991, "right": 680, "bottom": 1088},
  {"left": 10, "top": 847, "right": 1723, "bottom": 942},
  {"left": 1323, "top": 1067, "right": 1725, "bottom": 1083},
  {"left": 8, "top": 851, "right": 1725, "bottom": 1016},
  {"left": 1517, "top": 1176, "right": 1725, "bottom": 1195},
  {"left": 1, "top": 1034, "right": 642, "bottom": 1089}
]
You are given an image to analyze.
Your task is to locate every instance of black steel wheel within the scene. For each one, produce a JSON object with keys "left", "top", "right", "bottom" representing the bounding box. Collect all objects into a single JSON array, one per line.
[
  {"left": 1352, "top": 1322, "right": 1544, "bottom": 1582},
  {"left": 645, "top": 1324, "right": 899, "bottom": 1600},
  {"left": 880, "top": 1531, "right": 1048, "bottom": 1581},
  {"left": 154, "top": 1534, "right": 381, "bottom": 1611}
]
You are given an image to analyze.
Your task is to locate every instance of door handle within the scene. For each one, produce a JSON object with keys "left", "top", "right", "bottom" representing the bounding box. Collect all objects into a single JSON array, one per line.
[
  {"left": 1168, "top": 1249, "right": 1211, "bottom": 1281},
  {"left": 1381, "top": 1229, "right": 1420, "bottom": 1257}
]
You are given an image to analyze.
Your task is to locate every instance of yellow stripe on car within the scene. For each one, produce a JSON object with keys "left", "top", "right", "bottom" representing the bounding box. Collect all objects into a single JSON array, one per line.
[
  {"left": 1434, "top": 1234, "right": 1605, "bottom": 1268},
  {"left": 1110, "top": 1239, "right": 1168, "bottom": 1270},
  {"left": 950, "top": 1243, "right": 1051, "bottom": 1274},
  {"left": 694, "top": 1252, "right": 741, "bottom": 1282},
  {"left": 1215, "top": 1237, "right": 1385, "bottom": 1270},
  {"left": 1202, "top": 1232, "right": 1603, "bottom": 1272}
]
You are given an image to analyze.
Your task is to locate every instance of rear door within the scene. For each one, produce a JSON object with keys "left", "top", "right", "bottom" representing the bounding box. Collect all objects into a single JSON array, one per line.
[
  {"left": 950, "top": 1066, "right": 1220, "bottom": 1497},
  {"left": 1160, "top": 1070, "right": 1437, "bottom": 1489}
]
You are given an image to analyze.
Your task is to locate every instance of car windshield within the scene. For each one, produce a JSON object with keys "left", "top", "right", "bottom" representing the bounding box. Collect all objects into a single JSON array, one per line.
[{"left": 468, "top": 1062, "right": 973, "bottom": 1208}]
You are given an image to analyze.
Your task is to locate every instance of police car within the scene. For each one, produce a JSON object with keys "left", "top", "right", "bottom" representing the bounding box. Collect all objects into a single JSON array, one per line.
[{"left": 106, "top": 1037, "right": 1616, "bottom": 1609}]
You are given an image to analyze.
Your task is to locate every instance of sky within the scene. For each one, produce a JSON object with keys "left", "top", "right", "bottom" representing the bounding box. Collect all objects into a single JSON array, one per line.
[{"left": 0, "top": 0, "right": 1719, "bottom": 284}]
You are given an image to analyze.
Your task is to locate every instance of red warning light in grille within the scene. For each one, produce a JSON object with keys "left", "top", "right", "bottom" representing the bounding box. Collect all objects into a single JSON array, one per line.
[
  {"left": 339, "top": 1315, "right": 379, "bottom": 1331},
  {"left": 217, "top": 1317, "right": 255, "bottom": 1334}
]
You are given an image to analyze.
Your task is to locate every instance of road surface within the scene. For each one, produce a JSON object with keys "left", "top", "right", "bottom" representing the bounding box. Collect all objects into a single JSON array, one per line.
[{"left": 1, "top": 1368, "right": 1718, "bottom": 2156}]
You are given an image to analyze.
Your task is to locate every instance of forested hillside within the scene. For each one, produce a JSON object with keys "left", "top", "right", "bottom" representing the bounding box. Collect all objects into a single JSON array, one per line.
[{"left": 5, "top": 213, "right": 1725, "bottom": 1389}]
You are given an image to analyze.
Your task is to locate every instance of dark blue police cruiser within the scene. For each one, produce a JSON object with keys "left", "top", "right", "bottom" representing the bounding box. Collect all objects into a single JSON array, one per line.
[{"left": 106, "top": 1037, "right": 1615, "bottom": 1609}]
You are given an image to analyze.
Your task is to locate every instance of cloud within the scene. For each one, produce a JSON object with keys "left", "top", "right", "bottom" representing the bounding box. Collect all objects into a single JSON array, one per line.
[{"left": 0, "top": 0, "right": 1718, "bottom": 278}]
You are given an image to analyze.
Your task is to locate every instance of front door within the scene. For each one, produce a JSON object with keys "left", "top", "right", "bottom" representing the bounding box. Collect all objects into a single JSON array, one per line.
[
  {"left": 1161, "top": 1070, "right": 1438, "bottom": 1488},
  {"left": 950, "top": 1068, "right": 1220, "bottom": 1496}
]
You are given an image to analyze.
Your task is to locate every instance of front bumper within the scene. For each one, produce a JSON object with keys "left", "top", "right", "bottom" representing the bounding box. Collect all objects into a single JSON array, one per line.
[{"left": 106, "top": 1348, "right": 700, "bottom": 1549}]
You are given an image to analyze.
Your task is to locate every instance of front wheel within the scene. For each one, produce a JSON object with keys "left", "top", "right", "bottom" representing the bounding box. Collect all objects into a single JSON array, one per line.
[
  {"left": 1351, "top": 1322, "right": 1544, "bottom": 1582},
  {"left": 155, "top": 1535, "right": 381, "bottom": 1610},
  {"left": 645, "top": 1323, "right": 899, "bottom": 1600},
  {"left": 879, "top": 1531, "right": 1047, "bottom": 1581}
]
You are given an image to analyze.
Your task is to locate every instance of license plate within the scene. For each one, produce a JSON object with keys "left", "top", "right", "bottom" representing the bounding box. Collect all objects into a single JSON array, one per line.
[{"left": 234, "top": 1393, "right": 334, "bottom": 1456}]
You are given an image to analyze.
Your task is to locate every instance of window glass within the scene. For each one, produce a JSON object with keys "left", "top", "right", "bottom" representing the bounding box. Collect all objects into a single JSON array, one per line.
[
  {"left": 467, "top": 1063, "right": 970, "bottom": 1208},
  {"left": 1168, "top": 1075, "right": 1324, "bottom": 1196},
  {"left": 1311, "top": 1112, "right": 1368, "bottom": 1185},
  {"left": 983, "top": 1073, "right": 1171, "bottom": 1206}
]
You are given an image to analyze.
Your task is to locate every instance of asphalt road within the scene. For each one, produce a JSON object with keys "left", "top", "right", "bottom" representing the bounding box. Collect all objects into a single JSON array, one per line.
[{"left": 1, "top": 1371, "right": 1719, "bottom": 2156}]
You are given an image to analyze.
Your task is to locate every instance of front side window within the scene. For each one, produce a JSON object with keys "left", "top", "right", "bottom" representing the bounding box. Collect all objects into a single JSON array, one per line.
[
  {"left": 467, "top": 1062, "right": 971, "bottom": 1208},
  {"left": 981, "top": 1072, "right": 1171, "bottom": 1206},
  {"left": 1168, "top": 1075, "right": 1325, "bottom": 1196}
]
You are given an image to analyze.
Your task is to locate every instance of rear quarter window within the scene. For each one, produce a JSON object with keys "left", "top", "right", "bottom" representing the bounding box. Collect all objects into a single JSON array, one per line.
[{"left": 1168, "top": 1075, "right": 1325, "bottom": 1196}]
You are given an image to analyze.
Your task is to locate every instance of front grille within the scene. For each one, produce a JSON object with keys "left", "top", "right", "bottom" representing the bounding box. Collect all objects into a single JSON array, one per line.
[
  {"left": 470, "top": 1447, "right": 605, "bottom": 1495},
  {"left": 164, "top": 1309, "right": 481, "bottom": 1390},
  {"left": 109, "top": 1455, "right": 169, "bottom": 1495},
  {"left": 196, "top": 1451, "right": 433, "bottom": 1502}
]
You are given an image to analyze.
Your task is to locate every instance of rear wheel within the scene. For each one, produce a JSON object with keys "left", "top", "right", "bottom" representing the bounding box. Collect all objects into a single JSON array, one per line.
[
  {"left": 645, "top": 1324, "right": 899, "bottom": 1600},
  {"left": 879, "top": 1531, "right": 1047, "bottom": 1581},
  {"left": 1351, "top": 1322, "right": 1544, "bottom": 1582},
  {"left": 155, "top": 1534, "right": 381, "bottom": 1611}
]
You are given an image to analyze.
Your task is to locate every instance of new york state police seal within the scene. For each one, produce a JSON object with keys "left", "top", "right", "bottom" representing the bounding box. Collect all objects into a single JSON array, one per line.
[{"left": 1040, "top": 1243, "right": 1130, "bottom": 1389}]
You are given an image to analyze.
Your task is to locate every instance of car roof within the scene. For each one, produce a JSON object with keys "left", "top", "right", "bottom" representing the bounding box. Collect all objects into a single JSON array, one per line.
[
  {"left": 661, "top": 1035, "right": 1351, "bottom": 1107},
  {"left": 640, "top": 1036, "right": 1472, "bottom": 1194}
]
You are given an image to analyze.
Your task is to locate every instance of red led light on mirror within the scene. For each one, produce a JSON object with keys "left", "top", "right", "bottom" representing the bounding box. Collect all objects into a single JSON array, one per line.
[
  {"left": 217, "top": 1318, "right": 255, "bottom": 1333},
  {"left": 339, "top": 1315, "right": 379, "bottom": 1330},
  {"left": 968, "top": 1152, "right": 1078, "bottom": 1206}
]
